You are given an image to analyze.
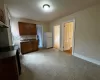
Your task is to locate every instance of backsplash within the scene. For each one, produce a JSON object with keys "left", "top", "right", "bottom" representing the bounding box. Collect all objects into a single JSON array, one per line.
[{"left": 20, "top": 35, "right": 36, "bottom": 40}]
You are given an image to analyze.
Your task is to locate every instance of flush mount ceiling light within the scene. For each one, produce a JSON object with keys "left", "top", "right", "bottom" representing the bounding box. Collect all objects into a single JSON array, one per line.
[{"left": 43, "top": 4, "right": 50, "bottom": 11}]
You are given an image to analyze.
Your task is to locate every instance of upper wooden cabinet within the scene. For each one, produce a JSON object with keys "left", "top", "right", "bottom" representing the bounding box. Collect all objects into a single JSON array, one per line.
[
  {"left": 0, "top": 8, "right": 5, "bottom": 23},
  {"left": 18, "top": 22, "right": 37, "bottom": 35},
  {"left": 29, "top": 24, "right": 37, "bottom": 35}
]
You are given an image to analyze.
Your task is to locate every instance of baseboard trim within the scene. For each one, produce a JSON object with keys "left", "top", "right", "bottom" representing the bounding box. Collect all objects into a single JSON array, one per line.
[{"left": 73, "top": 53, "right": 100, "bottom": 66}]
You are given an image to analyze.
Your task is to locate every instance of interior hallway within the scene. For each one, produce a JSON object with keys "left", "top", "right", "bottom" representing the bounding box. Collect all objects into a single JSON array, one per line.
[{"left": 20, "top": 49, "right": 100, "bottom": 80}]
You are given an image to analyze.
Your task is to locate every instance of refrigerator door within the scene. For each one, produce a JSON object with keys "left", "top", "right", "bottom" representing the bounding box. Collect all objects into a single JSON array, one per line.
[
  {"left": 45, "top": 32, "right": 52, "bottom": 38},
  {"left": 46, "top": 38, "right": 52, "bottom": 48}
]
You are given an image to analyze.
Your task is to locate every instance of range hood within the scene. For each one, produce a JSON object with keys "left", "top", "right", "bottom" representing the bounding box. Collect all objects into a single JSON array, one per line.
[{"left": 0, "top": 21, "right": 8, "bottom": 28}]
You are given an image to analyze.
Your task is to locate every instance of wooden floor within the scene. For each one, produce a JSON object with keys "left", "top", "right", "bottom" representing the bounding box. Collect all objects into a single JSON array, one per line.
[{"left": 64, "top": 47, "right": 72, "bottom": 55}]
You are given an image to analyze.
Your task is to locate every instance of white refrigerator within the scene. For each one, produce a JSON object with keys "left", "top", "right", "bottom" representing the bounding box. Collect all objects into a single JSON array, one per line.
[{"left": 44, "top": 32, "right": 53, "bottom": 48}]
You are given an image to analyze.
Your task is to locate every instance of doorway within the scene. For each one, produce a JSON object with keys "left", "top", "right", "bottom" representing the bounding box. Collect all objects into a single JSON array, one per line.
[
  {"left": 36, "top": 25, "right": 43, "bottom": 48},
  {"left": 63, "top": 20, "right": 75, "bottom": 55},
  {"left": 53, "top": 25, "right": 60, "bottom": 49}
]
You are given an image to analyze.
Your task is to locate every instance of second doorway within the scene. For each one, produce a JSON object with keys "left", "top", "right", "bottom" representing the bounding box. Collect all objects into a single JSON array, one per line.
[
  {"left": 53, "top": 25, "right": 60, "bottom": 50},
  {"left": 63, "top": 21, "right": 74, "bottom": 55}
]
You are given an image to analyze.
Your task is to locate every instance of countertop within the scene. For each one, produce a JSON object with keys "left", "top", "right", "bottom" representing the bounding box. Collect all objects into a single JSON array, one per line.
[
  {"left": 0, "top": 46, "right": 19, "bottom": 59},
  {"left": 20, "top": 39, "right": 37, "bottom": 42},
  {"left": 0, "top": 50, "right": 16, "bottom": 59}
]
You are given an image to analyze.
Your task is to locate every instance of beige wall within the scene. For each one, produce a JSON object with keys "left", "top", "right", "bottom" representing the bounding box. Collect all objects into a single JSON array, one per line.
[{"left": 50, "top": 4, "right": 100, "bottom": 61}]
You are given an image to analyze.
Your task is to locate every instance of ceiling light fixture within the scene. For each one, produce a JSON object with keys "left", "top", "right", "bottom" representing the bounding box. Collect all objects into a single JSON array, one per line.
[{"left": 43, "top": 4, "right": 50, "bottom": 11}]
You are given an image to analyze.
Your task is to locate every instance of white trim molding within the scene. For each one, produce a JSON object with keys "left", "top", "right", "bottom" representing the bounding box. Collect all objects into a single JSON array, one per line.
[{"left": 73, "top": 53, "right": 100, "bottom": 66}]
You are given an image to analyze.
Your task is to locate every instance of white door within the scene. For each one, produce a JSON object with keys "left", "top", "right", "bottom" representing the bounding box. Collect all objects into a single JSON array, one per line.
[{"left": 64, "top": 22, "right": 74, "bottom": 51}]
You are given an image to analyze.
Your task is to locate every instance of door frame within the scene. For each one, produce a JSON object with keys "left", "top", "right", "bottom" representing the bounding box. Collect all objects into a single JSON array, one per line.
[
  {"left": 62, "top": 19, "right": 76, "bottom": 55},
  {"left": 53, "top": 25, "right": 61, "bottom": 50}
]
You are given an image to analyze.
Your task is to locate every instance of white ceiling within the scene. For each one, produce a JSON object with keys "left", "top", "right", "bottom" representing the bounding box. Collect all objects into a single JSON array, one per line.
[{"left": 5, "top": 0, "right": 99, "bottom": 22}]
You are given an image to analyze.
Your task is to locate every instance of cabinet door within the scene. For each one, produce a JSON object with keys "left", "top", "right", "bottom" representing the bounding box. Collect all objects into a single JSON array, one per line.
[
  {"left": 31, "top": 40, "right": 38, "bottom": 51},
  {"left": 29, "top": 24, "right": 37, "bottom": 35},
  {"left": 21, "top": 42, "right": 33, "bottom": 54},
  {"left": 19, "top": 22, "right": 37, "bottom": 35},
  {"left": 18, "top": 22, "right": 28, "bottom": 35},
  {"left": 0, "top": 56, "right": 19, "bottom": 80},
  {"left": 0, "top": 9, "right": 5, "bottom": 23}
]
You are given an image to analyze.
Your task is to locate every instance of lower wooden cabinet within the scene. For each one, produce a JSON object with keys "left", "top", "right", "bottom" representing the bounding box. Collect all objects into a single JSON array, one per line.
[
  {"left": 20, "top": 40, "right": 38, "bottom": 54},
  {"left": 0, "top": 55, "right": 19, "bottom": 80},
  {"left": 31, "top": 40, "right": 38, "bottom": 51}
]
